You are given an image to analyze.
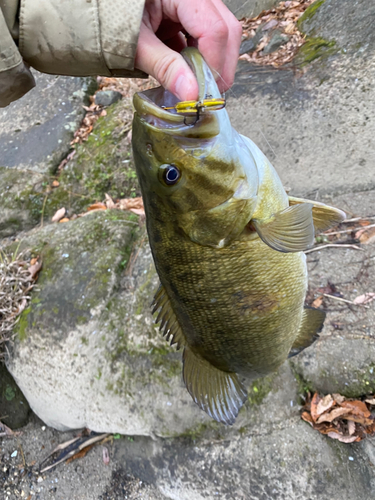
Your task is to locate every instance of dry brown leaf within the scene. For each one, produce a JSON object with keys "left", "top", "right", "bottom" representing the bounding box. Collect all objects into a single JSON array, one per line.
[
  {"left": 340, "top": 400, "right": 371, "bottom": 418},
  {"left": 311, "top": 296, "right": 323, "bottom": 308},
  {"left": 262, "top": 19, "right": 278, "bottom": 30},
  {"left": 59, "top": 217, "right": 70, "bottom": 223},
  {"left": 365, "top": 398, "right": 375, "bottom": 405},
  {"left": 356, "top": 226, "right": 375, "bottom": 244},
  {"left": 118, "top": 197, "right": 144, "bottom": 211},
  {"left": 327, "top": 432, "right": 360, "bottom": 443},
  {"left": 102, "top": 446, "right": 110, "bottom": 465},
  {"left": 348, "top": 420, "right": 356, "bottom": 436},
  {"left": 28, "top": 259, "right": 42, "bottom": 279},
  {"left": 333, "top": 393, "right": 345, "bottom": 404},
  {"left": 316, "top": 394, "right": 335, "bottom": 417},
  {"left": 129, "top": 208, "right": 145, "bottom": 216},
  {"left": 284, "top": 22, "right": 295, "bottom": 34},
  {"left": 316, "top": 407, "right": 350, "bottom": 424},
  {"left": 51, "top": 180, "right": 60, "bottom": 188},
  {"left": 353, "top": 293, "right": 375, "bottom": 305},
  {"left": 52, "top": 207, "right": 66, "bottom": 222},
  {"left": 310, "top": 392, "right": 321, "bottom": 422},
  {"left": 87, "top": 203, "right": 107, "bottom": 211},
  {"left": 105, "top": 193, "right": 116, "bottom": 209}
]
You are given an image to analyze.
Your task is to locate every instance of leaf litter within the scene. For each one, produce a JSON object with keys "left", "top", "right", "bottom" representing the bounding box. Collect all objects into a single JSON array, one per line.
[
  {"left": 0, "top": 249, "right": 42, "bottom": 358},
  {"left": 302, "top": 392, "right": 375, "bottom": 442},
  {"left": 239, "top": 0, "right": 316, "bottom": 67}
]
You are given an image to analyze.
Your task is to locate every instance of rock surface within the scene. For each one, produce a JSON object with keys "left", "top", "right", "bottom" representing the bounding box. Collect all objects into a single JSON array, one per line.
[
  {"left": 95, "top": 90, "right": 123, "bottom": 106},
  {"left": 223, "top": 0, "right": 279, "bottom": 18},
  {"left": 5, "top": 211, "right": 220, "bottom": 436}
]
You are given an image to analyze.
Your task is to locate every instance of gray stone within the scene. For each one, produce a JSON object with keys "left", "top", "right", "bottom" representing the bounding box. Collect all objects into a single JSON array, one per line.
[
  {"left": 95, "top": 90, "right": 123, "bottom": 107},
  {"left": 239, "top": 38, "right": 257, "bottom": 55},
  {"left": 263, "top": 30, "right": 289, "bottom": 54},
  {"left": 0, "top": 363, "right": 31, "bottom": 429},
  {"left": 223, "top": 0, "right": 279, "bottom": 19},
  {"left": 0, "top": 71, "right": 90, "bottom": 173},
  {"left": 5, "top": 211, "right": 228, "bottom": 436}
]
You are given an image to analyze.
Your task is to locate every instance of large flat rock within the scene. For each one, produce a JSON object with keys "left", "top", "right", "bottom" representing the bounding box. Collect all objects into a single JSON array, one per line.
[{"left": 0, "top": 71, "right": 90, "bottom": 173}]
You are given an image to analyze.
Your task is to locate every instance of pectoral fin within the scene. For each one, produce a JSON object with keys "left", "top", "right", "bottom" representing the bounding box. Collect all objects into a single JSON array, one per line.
[
  {"left": 152, "top": 284, "right": 186, "bottom": 350},
  {"left": 253, "top": 203, "right": 314, "bottom": 253},
  {"left": 288, "top": 196, "right": 346, "bottom": 232},
  {"left": 183, "top": 347, "right": 247, "bottom": 425},
  {"left": 288, "top": 307, "right": 325, "bottom": 358}
]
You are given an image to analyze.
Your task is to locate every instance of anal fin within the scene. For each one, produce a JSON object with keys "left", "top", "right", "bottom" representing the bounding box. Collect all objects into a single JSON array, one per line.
[
  {"left": 253, "top": 203, "right": 314, "bottom": 253},
  {"left": 288, "top": 196, "right": 346, "bottom": 232},
  {"left": 151, "top": 284, "right": 186, "bottom": 350},
  {"left": 288, "top": 306, "right": 325, "bottom": 358},
  {"left": 183, "top": 347, "right": 247, "bottom": 425}
]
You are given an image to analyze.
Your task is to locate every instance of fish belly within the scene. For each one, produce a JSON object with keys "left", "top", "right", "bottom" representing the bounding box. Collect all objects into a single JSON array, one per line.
[{"left": 152, "top": 229, "right": 307, "bottom": 379}]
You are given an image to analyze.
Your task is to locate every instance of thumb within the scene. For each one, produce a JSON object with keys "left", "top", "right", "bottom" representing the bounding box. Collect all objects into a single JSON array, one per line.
[{"left": 135, "top": 24, "right": 199, "bottom": 101}]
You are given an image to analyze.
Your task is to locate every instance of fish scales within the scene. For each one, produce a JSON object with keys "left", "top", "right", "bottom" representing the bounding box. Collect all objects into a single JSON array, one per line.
[{"left": 132, "top": 48, "right": 346, "bottom": 424}]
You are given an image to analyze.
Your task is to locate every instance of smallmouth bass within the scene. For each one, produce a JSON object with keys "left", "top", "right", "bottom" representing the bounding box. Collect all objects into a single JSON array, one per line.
[{"left": 132, "top": 48, "right": 345, "bottom": 425}]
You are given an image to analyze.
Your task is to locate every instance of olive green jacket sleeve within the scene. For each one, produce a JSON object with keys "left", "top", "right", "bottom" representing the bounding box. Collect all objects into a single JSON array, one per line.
[{"left": 0, "top": 0, "right": 146, "bottom": 107}]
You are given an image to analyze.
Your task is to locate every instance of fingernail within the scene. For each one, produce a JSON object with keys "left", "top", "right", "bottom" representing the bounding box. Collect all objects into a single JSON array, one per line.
[{"left": 174, "top": 74, "right": 198, "bottom": 101}]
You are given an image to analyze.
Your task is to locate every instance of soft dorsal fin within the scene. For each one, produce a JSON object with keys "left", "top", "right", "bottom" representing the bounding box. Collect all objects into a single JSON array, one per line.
[
  {"left": 252, "top": 203, "right": 314, "bottom": 253},
  {"left": 151, "top": 284, "right": 186, "bottom": 350},
  {"left": 288, "top": 306, "right": 325, "bottom": 358},
  {"left": 183, "top": 347, "right": 247, "bottom": 425},
  {"left": 288, "top": 196, "right": 346, "bottom": 232}
]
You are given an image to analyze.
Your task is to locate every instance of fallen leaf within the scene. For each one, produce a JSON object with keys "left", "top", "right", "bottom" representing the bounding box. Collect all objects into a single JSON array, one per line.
[
  {"left": 365, "top": 398, "right": 375, "bottom": 405},
  {"left": 129, "top": 208, "right": 145, "bottom": 216},
  {"left": 262, "top": 19, "right": 278, "bottom": 30},
  {"left": 28, "top": 259, "right": 42, "bottom": 279},
  {"left": 102, "top": 446, "right": 110, "bottom": 465},
  {"left": 353, "top": 293, "right": 375, "bottom": 305},
  {"left": 340, "top": 400, "right": 371, "bottom": 418},
  {"left": 105, "top": 193, "right": 116, "bottom": 209},
  {"left": 348, "top": 420, "right": 356, "bottom": 436},
  {"left": 284, "top": 22, "right": 295, "bottom": 34},
  {"left": 87, "top": 203, "right": 107, "bottom": 211},
  {"left": 356, "top": 226, "right": 375, "bottom": 244},
  {"left": 316, "top": 407, "right": 350, "bottom": 424},
  {"left": 311, "top": 296, "right": 323, "bottom": 308},
  {"left": 51, "top": 180, "right": 60, "bottom": 188},
  {"left": 59, "top": 218, "right": 70, "bottom": 223},
  {"left": 52, "top": 207, "right": 66, "bottom": 222},
  {"left": 333, "top": 393, "right": 345, "bottom": 404},
  {"left": 316, "top": 394, "right": 335, "bottom": 417},
  {"left": 327, "top": 432, "right": 360, "bottom": 443},
  {"left": 310, "top": 392, "right": 321, "bottom": 422}
]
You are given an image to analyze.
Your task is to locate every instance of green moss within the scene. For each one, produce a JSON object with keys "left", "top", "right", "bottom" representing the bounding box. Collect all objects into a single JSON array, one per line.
[
  {"left": 5, "top": 385, "right": 16, "bottom": 401},
  {"left": 16, "top": 306, "right": 32, "bottom": 341},
  {"left": 297, "top": 37, "right": 337, "bottom": 66},
  {"left": 297, "top": 0, "right": 326, "bottom": 29},
  {"left": 340, "top": 363, "right": 375, "bottom": 398},
  {"left": 248, "top": 372, "right": 277, "bottom": 405}
]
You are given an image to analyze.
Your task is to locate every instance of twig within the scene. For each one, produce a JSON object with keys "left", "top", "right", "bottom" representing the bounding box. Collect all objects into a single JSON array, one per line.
[
  {"left": 40, "top": 193, "right": 49, "bottom": 228},
  {"left": 325, "top": 223, "right": 375, "bottom": 236},
  {"left": 323, "top": 294, "right": 369, "bottom": 308},
  {"left": 342, "top": 216, "right": 375, "bottom": 223},
  {"left": 305, "top": 244, "right": 364, "bottom": 254}
]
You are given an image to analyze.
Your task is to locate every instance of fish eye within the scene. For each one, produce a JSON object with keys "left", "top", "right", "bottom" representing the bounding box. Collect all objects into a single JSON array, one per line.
[{"left": 160, "top": 164, "right": 181, "bottom": 186}]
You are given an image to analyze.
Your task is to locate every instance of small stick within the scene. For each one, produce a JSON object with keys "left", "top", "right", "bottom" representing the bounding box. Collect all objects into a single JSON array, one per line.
[
  {"left": 323, "top": 293, "right": 369, "bottom": 308},
  {"left": 325, "top": 223, "right": 375, "bottom": 236},
  {"left": 342, "top": 216, "right": 375, "bottom": 223},
  {"left": 305, "top": 244, "right": 363, "bottom": 254}
]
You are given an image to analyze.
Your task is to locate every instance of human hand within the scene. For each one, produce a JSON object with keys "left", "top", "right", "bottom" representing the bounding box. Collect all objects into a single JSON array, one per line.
[{"left": 134, "top": 0, "right": 242, "bottom": 101}]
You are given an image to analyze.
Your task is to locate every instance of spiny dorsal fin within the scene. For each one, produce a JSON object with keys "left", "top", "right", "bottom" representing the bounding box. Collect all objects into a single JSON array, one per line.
[
  {"left": 288, "top": 306, "right": 325, "bottom": 358},
  {"left": 151, "top": 284, "right": 186, "bottom": 350},
  {"left": 288, "top": 196, "right": 346, "bottom": 233},
  {"left": 252, "top": 203, "right": 314, "bottom": 253},
  {"left": 183, "top": 347, "right": 247, "bottom": 425}
]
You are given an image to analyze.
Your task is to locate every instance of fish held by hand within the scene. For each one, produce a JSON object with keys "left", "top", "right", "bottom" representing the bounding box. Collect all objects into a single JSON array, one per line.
[{"left": 132, "top": 48, "right": 346, "bottom": 425}]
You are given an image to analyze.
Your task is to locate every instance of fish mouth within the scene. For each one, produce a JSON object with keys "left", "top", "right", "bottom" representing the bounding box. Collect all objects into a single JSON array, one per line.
[{"left": 133, "top": 48, "right": 223, "bottom": 131}]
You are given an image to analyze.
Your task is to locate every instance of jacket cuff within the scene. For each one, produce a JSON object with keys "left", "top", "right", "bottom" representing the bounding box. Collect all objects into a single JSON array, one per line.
[{"left": 19, "top": 0, "right": 146, "bottom": 77}]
